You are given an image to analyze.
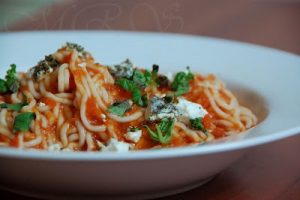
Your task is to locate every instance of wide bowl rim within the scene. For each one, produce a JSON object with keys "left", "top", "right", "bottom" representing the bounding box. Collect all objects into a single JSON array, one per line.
[
  {"left": 0, "top": 126, "right": 299, "bottom": 161},
  {"left": 0, "top": 30, "right": 299, "bottom": 161}
]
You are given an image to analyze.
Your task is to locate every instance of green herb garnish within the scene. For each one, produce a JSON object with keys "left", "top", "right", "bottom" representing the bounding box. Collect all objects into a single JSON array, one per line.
[
  {"left": 132, "top": 67, "right": 164, "bottom": 89},
  {"left": 190, "top": 117, "right": 206, "bottom": 131},
  {"left": 141, "top": 65, "right": 160, "bottom": 88},
  {"left": 132, "top": 69, "right": 148, "bottom": 88},
  {"left": 145, "top": 64, "right": 169, "bottom": 88},
  {"left": 171, "top": 67, "right": 194, "bottom": 96},
  {"left": 115, "top": 78, "right": 135, "bottom": 91},
  {"left": 0, "top": 79, "right": 8, "bottom": 93},
  {"left": 0, "top": 64, "right": 19, "bottom": 94},
  {"left": 132, "top": 89, "right": 147, "bottom": 107},
  {"left": 144, "top": 118, "right": 175, "bottom": 144},
  {"left": 0, "top": 102, "right": 28, "bottom": 111},
  {"left": 116, "top": 78, "right": 148, "bottom": 107},
  {"left": 108, "top": 100, "right": 132, "bottom": 116},
  {"left": 144, "top": 70, "right": 152, "bottom": 85},
  {"left": 5, "top": 64, "right": 19, "bottom": 93},
  {"left": 13, "top": 112, "right": 36, "bottom": 132}
]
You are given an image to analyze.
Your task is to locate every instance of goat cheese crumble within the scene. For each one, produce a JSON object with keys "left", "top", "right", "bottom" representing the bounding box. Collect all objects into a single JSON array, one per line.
[
  {"left": 48, "top": 143, "right": 62, "bottom": 151},
  {"left": 146, "top": 96, "right": 179, "bottom": 121},
  {"left": 125, "top": 130, "right": 142, "bottom": 143},
  {"left": 108, "top": 59, "right": 134, "bottom": 79},
  {"left": 98, "top": 139, "right": 131, "bottom": 152},
  {"left": 176, "top": 98, "right": 208, "bottom": 119}
]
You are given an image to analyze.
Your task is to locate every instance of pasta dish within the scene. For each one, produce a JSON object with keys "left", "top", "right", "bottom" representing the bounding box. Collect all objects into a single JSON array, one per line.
[{"left": 0, "top": 43, "right": 257, "bottom": 152}]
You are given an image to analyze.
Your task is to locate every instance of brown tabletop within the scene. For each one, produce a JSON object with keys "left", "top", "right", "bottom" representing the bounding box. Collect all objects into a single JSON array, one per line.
[{"left": 1, "top": 0, "right": 300, "bottom": 199}]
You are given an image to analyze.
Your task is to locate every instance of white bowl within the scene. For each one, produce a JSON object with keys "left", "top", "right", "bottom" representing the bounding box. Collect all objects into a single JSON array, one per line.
[{"left": 0, "top": 31, "right": 299, "bottom": 200}]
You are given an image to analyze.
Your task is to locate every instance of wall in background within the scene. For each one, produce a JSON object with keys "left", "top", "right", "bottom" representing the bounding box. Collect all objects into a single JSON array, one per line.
[{"left": 1, "top": 0, "right": 300, "bottom": 55}]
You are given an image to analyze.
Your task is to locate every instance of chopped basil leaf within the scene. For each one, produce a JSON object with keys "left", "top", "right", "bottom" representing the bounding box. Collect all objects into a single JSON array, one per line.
[
  {"left": 171, "top": 67, "right": 194, "bottom": 96},
  {"left": 146, "top": 65, "right": 169, "bottom": 88},
  {"left": 116, "top": 78, "right": 135, "bottom": 91},
  {"left": 145, "top": 126, "right": 159, "bottom": 142},
  {"left": 144, "top": 70, "right": 152, "bottom": 85},
  {"left": 108, "top": 100, "right": 132, "bottom": 116},
  {"left": 133, "top": 69, "right": 147, "bottom": 88},
  {"left": 140, "top": 94, "right": 148, "bottom": 107},
  {"left": 131, "top": 87, "right": 148, "bottom": 107},
  {"left": 0, "top": 79, "right": 8, "bottom": 93},
  {"left": 130, "top": 86, "right": 141, "bottom": 103},
  {"left": 0, "top": 102, "right": 28, "bottom": 111},
  {"left": 0, "top": 64, "right": 19, "bottom": 93},
  {"left": 133, "top": 68, "right": 162, "bottom": 89},
  {"left": 186, "top": 66, "right": 194, "bottom": 79},
  {"left": 116, "top": 78, "right": 148, "bottom": 107},
  {"left": 141, "top": 65, "right": 159, "bottom": 87},
  {"left": 190, "top": 117, "right": 206, "bottom": 131},
  {"left": 5, "top": 64, "right": 19, "bottom": 93},
  {"left": 13, "top": 112, "right": 36, "bottom": 132},
  {"left": 144, "top": 118, "right": 175, "bottom": 144}
]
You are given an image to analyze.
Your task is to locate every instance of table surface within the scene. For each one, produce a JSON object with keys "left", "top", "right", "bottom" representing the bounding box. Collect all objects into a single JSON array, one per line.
[{"left": 1, "top": 0, "right": 300, "bottom": 199}]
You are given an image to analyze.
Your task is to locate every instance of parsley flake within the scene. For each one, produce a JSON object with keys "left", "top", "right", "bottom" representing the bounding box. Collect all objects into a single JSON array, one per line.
[
  {"left": 0, "top": 64, "right": 19, "bottom": 94},
  {"left": 108, "top": 100, "right": 132, "bottom": 116},
  {"left": 116, "top": 78, "right": 148, "bottom": 107},
  {"left": 171, "top": 67, "right": 194, "bottom": 96},
  {"left": 144, "top": 118, "right": 175, "bottom": 144},
  {"left": 190, "top": 117, "right": 206, "bottom": 131},
  {"left": 13, "top": 112, "right": 36, "bottom": 132}
]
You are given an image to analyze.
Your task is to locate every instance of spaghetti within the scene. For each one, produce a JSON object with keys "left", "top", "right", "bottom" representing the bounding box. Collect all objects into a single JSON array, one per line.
[{"left": 0, "top": 43, "right": 257, "bottom": 152}]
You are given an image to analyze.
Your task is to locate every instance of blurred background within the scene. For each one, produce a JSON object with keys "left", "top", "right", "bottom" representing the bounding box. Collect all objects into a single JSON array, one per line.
[{"left": 1, "top": 0, "right": 300, "bottom": 55}]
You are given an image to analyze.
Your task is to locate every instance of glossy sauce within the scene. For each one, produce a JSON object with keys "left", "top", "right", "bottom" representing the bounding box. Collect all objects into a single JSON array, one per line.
[{"left": 86, "top": 97, "right": 104, "bottom": 125}]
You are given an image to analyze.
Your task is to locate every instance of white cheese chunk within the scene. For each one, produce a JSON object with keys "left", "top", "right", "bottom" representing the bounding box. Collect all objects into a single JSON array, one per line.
[
  {"left": 99, "top": 139, "right": 130, "bottom": 152},
  {"left": 125, "top": 130, "right": 142, "bottom": 143},
  {"left": 109, "top": 59, "right": 134, "bottom": 79},
  {"left": 48, "top": 143, "right": 62, "bottom": 151},
  {"left": 176, "top": 98, "right": 208, "bottom": 119}
]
